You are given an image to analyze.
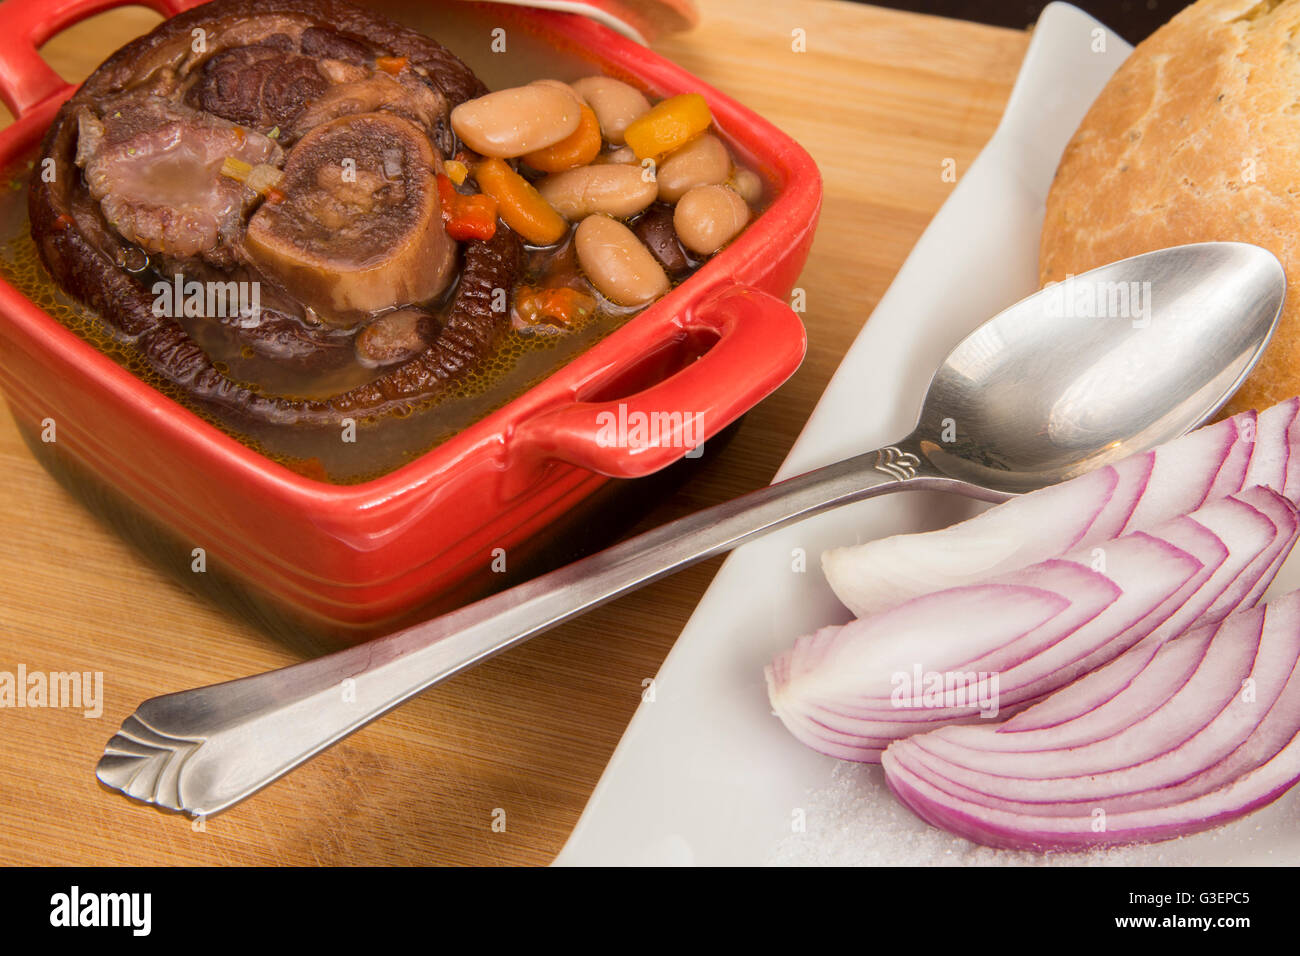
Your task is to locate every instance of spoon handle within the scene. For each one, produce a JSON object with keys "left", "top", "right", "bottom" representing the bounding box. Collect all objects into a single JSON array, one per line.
[{"left": 96, "top": 436, "right": 987, "bottom": 816}]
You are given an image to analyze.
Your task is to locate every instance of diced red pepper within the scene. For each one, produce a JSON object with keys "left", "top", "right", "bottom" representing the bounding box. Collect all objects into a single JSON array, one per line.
[
  {"left": 264, "top": 186, "right": 287, "bottom": 205},
  {"left": 375, "top": 55, "right": 409, "bottom": 75},
  {"left": 436, "top": 173, "right": 497, "bottom": 241},
  {"left": 512, "top": 285, "right": 596, "bottom": 329}
]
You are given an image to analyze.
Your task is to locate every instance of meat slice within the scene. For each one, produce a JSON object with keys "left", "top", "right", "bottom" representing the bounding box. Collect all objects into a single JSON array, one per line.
[
  {"left": 289, "top": 69, "right": 444, "bottom": 138},
  {"left": 299, "top": 25, "right": 372, "bottom": 62},
  {"left": 31, "top": 0, "right": 508, "bottom": 429},
  {"left": 78, "top": 96, "right": 281, "bottom": 262},
  {"left": 244, "top": 112, "right": 455, "bottom": 322},
  {"left": 185, "top": 43, "right": 329, "bottom": 131}
]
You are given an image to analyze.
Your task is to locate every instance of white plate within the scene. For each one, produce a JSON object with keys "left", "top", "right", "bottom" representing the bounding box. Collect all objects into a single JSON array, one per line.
[{"left": 555, "top": 2, "right": 1300, "bottom": 866}]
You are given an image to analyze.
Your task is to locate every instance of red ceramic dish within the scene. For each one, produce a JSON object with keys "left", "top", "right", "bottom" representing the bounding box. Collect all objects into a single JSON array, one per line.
[{"left": 0, "top": 0, "right": 820, "bottom": 639}]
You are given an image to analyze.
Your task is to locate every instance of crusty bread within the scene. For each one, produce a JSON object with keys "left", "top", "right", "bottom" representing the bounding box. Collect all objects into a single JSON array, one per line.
[{"left": 1040, "top": 0, "right": 1300, "bottom": 417}]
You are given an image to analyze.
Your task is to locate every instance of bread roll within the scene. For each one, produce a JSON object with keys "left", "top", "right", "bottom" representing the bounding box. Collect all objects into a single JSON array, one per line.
[{"left": 1039, "top": 0, "right": 1300, "bottom": 417}]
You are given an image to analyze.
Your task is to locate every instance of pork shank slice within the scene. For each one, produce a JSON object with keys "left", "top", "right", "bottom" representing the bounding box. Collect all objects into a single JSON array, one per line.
[
  {"left": 244, "top": 111, "right": 455, "bottom": 324},
  {"left": 79, "top": 95, "right": 282, "bottom": 263}
]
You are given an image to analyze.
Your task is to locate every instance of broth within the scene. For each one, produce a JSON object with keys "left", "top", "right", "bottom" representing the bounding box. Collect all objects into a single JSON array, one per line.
[
  {"left": 0, "top": 162, "right": 639, "bottom": 482},
  {"left": 0, "top": 0, "right": 768, "bottom": 484}
]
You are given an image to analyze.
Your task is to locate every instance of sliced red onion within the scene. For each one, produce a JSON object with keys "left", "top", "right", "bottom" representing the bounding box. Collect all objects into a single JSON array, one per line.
[
  {"left": 1001, "top": 486, "right": 1295, "bottom": 708},
  {"left": 766, "top": 486, "right": 1300, "bottom": 763},
  {"left": 886, "top": 733, "right": 1300, "bottom": 851},
  {"left": 881, "top": 592, "right": 1300, "bottom": 850},
  {"left": 823, "top": 399, "right": 1300, "bottom": 618},
  {"left": 915, "top": 615, "right": 1259, "bottom": 776},
  {"left": 1247, "top": 398, "right": 1300, "bottom": 498}
]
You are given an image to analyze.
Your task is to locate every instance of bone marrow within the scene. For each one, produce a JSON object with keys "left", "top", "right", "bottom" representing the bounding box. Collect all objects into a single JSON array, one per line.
[{"left": 244, "top": 112, "right": 455, "bottom": 321}]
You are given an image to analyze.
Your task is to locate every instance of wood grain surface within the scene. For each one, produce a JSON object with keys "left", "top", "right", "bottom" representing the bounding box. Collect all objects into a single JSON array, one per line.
[{"left": 0, "top": 0, "right": 1028, "bottom": 865}]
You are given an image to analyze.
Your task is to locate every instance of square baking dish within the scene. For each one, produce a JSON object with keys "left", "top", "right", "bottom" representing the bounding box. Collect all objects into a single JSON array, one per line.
[{"left": 0, "top": 0, "right": 821, "bottom": 640}]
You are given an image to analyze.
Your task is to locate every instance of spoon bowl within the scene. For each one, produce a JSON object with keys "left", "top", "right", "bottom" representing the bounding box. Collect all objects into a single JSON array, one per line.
[
  {"left": 914, "top": 241, "right": 1284, "bottom": 494},
  {"left": 96, "top": 241, "right": 1287, "bottom": 817}
]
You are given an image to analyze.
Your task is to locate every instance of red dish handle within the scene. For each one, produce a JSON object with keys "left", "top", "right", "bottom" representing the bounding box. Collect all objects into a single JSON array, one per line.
[
  {"left": 513, "top": 284, "right": 806, "bottom": 479},
  {"left": 0, "top": 0, "right": 196, "bottom": 120}
]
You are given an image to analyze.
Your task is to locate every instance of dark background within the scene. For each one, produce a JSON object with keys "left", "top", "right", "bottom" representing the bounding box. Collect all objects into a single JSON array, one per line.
[{"left": 860, "top": 0, "right": 1195, "bottom": 44}]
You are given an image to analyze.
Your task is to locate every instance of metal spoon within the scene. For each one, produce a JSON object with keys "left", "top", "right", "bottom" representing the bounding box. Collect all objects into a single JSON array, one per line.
[{"left": 96, "top": 241, "right": 1286, "bottom": 816}]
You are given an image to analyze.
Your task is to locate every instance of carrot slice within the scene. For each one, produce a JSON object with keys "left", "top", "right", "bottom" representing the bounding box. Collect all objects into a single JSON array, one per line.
[
  {"left": 523, "top": 106, "right": 602, "bottom": 173},
  {"left": 624, "top": 94, "right": 712, "bottom": 160},
  {"left": 474, "top": 158, "right": 567, "bottom": 245}
]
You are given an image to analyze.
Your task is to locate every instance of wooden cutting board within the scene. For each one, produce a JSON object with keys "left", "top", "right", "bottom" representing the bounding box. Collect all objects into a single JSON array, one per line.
[{"left": 0, "top": 0, "right": 1029, "bottom": 865}]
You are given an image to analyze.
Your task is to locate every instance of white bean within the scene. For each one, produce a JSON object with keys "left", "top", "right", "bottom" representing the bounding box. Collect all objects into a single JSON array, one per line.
[
  {"left": 730, "top": 166, "right": 764, "bottom": 205},
  {"left": 539, "top": 164, "right": 658, "bottom": 221},
  {"left": 673, "top": 184, "right": 750, "bottom": 255},
  {"left": 530, "top": 78, "right": 583, "bottom": 105},
  {"left": 593, "top": 145, "right": 638, "bottom": 165},
  {"left": 570, "top": 76, "right": 651, "bottom": 146},
  {"left": 355, "top": 309, "right": 427, "bottom": 366},
  {"left": 450, "top": 85, "right": 580, "bottom": 158},
  {"left": 656, "top": 133, "right": 730, "bottom": 202},
  {"left": 575, "top": 214, "right": 670, "bottom": 307}
]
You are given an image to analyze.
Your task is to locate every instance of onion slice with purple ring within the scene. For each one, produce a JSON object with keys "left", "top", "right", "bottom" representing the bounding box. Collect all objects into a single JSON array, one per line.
[
  {"left": 823, "top": 399, "right": 1300, "bottom": 619},
  {"left": 767, "top": 486, "right": 1300, "bottom": 762},
  {"left": 882, "top": 592, "right": 1300, "bottom": 851}
]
